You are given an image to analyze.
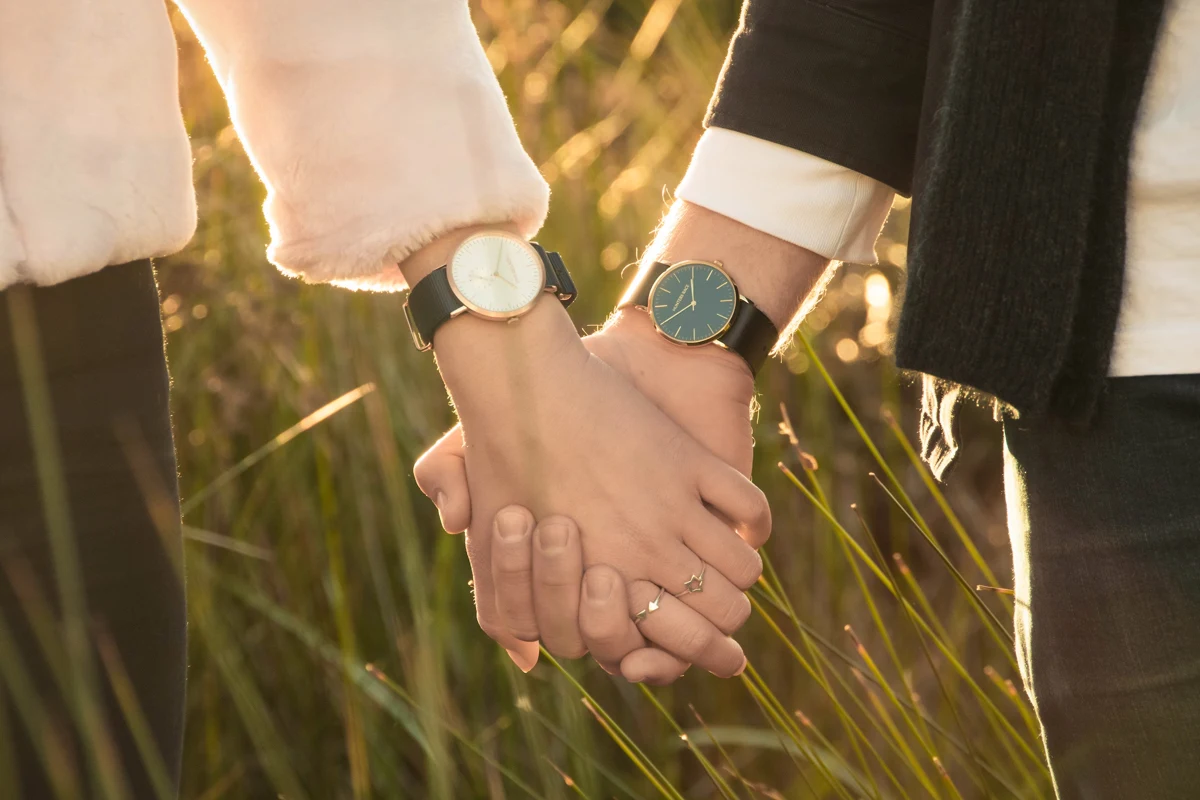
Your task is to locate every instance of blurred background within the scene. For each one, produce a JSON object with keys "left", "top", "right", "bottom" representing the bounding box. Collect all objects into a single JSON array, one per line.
[{"left": 164, "top": 1, "right": 1032, "bottom": 797}]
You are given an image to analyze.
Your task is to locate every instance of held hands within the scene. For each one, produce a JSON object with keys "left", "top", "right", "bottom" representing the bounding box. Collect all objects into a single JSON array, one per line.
[
  {"left": 404, "top": 203, "right": 826, "bottom": 683},
  {"left": 416, "top": 307, "right": 768, "bottom": 682}
]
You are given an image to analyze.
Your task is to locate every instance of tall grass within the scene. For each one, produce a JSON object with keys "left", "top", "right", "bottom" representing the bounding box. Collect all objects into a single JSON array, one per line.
[{"left": 69, "top": 1, "right": 1037, "bottom": 797}]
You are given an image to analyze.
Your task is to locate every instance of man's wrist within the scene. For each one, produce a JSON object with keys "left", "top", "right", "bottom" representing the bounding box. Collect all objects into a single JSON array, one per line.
[{"left": 637, "top": 200, "right": 831, "bottom": 330}]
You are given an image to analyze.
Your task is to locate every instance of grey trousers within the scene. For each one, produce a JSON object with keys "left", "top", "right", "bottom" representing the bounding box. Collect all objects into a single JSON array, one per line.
[{"left": 1004, "top": 374, "right": 1200, "bottom": 799}]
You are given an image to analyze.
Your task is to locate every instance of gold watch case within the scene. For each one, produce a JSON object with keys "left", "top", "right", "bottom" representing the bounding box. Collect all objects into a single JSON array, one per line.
[
  {"left": 645, "top": 259, "right": 739, "bottom": 346},
  {"left": 444, "top": 230, "right": 547, "bottom": 321}
]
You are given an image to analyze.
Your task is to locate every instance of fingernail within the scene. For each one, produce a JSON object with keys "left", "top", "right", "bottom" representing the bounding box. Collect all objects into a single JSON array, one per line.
[
  {"left": 506, "top": 647, "right": 538, "bottom": 673},
  {"left": 434, "top": 491, "right": 447, "bottom": 511},
  {"left": 584, "top": 570, "right": 613, "bottom": 601},
  {"left": 496, "top": 510, "right": 531, "bottom": 541},
  {"left": 734, "top": 656, "right": 748, "bottom": 677},
  {"left": 537, "top": 523, "right": 570, "bottom": 553}
]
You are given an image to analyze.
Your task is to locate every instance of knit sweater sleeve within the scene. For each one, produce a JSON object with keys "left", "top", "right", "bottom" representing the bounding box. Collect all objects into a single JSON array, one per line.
[
  {"left": 174, "top": 0, "right": 548, "bottom": 291},
  {"left": 706, "top": 0, "right": 935, "bottom": 196}
]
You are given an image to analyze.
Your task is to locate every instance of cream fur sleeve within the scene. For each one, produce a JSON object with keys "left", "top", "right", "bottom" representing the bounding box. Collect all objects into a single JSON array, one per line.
[
  {"left": 176, "top": 0, "right": 549, "bottom": 291},
  {"left": 0, "top": 1, "right": 197, "bottom": 289}
]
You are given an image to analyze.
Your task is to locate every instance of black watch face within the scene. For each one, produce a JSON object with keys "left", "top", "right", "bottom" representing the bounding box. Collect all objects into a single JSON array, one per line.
[{"left": 648, "top": 262, "right": 737, "bottom": 344}]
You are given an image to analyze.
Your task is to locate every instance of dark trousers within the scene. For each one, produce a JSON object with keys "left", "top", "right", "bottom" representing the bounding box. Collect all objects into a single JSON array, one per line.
[
  {"left": 1005, "top": 374, "right": 1200, "bottom": 799},
  {"left": 0, "top": 261, "right": 184, "bottom": 798}
]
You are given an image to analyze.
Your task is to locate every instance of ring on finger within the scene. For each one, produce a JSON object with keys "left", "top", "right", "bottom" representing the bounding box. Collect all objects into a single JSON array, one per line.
[
  {"left": 673, "top": 562, "right": 707, "bottom": 598},
  {"left": 632, "top": 587, "right": 667, "bottom": 624}
]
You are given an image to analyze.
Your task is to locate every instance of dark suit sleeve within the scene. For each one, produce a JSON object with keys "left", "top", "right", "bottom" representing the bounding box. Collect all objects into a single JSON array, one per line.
[{"left": 706, "top": 0, "right": 935, "bottom": 195}]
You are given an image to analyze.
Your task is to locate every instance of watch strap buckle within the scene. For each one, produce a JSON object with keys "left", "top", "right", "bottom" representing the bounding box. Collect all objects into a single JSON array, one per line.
[
  {"left": 531, "top": 243, "right": 577, "bottom": 308},
  {"left": 402, "top": 298, "right": 432, "bottom": 351}
]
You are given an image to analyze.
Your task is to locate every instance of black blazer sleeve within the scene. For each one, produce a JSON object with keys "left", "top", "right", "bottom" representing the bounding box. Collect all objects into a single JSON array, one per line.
[{"left": 705, "top": 0, "right": 935, "bottom": 195}]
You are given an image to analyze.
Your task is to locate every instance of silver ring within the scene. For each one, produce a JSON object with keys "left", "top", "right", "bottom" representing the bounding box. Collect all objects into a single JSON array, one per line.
[
  {"left": 673, "top": 563, "right": 707, "bottom": 598},
  {"left": 633, "top": 587, "right": 667, "bottom": 624}
]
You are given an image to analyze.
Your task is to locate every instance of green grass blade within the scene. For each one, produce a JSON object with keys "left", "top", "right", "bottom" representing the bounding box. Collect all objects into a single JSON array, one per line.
[
  {"left": 880, "top": 408, "right": 1007, "bottom": 606},
  {"left": 180, "top": 383, "right": 375, "bottom": 516},
  {"left": 540, "top": 650, "right": 685, "bottom": 800},
  {"left": 7, "top": 286, "right": 129, "bottom": 800},
  {"left": 637, "top": 686, "right": 738, "bottom": 800}
]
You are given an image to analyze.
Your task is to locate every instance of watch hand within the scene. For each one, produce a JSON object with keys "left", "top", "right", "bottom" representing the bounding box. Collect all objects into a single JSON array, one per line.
[
  {"left": 690, "top": 270, "right": 695, "bottom": 304},
  {"left": 492, "top": 243, "right": 505, "bottom": 277},
  {"left": 659, "top": 300, "right": 696, "bottom": 327}
]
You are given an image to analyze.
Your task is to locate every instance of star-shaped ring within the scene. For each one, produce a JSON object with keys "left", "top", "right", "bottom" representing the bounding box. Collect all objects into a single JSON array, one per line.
[{"left": 674, "top": 563, "right": 707, "bottom": 598}]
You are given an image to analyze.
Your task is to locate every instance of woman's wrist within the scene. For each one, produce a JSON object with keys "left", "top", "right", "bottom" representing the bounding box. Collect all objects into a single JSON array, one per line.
[
  {"left": 434, "top": 292, "right": 588, "bottom": 419},
  {"left": 397, "top": 221, "right": 526, "bottom": 287},
  {"left": 399, "top": 221, "right": 587, "bottom": 414}
]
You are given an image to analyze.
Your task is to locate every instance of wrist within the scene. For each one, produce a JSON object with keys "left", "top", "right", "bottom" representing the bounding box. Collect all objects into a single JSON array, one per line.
[
  {"left": 402, "top": 223, "right": 586, "bottom": 410},
  {"left": 638, "top": 201, "right": 831, "bottom": 330},
  {"left": 599, "top": 307, "right": 754, "bottom": 397},
  {"left": 398, "top": 221, "right": 524, "bottom": 287},
  {"left": 436, "top": 293, "right": 587, "bottom": 415}
]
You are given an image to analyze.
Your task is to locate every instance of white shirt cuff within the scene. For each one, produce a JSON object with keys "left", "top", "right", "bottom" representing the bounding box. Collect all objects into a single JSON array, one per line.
[{"left": 676, "top": 127, "right": 895, "bottom": 263}]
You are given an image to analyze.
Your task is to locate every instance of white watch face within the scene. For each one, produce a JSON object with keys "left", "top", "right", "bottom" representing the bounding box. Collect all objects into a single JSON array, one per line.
[{"left": 447, "top": 233, "right": 545, "bottom": 318}]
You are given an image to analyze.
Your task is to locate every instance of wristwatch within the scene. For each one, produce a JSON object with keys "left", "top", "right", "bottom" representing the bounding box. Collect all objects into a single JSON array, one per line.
[
  {"left": 402, "top": 230, "right": 576, "bottom": 351},
  {"left": 620, "top": 260, "right": 778, "bottom": 375}
]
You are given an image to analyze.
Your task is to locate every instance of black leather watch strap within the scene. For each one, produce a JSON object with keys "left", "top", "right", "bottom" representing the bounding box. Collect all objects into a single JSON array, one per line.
[
  {"left": 625, "top": 261, "right": 668, "bottom": 308},
  {"left": 404, "top": 266, "right": 459, "bottom": 351},
  {"left": 403, "top": 243, "right": 574, "bottom": 351},
  {"left": 622, "top": 261, "right": 778, "bottom": 375},
  {"left": 721, "top": 298, "right": 777, "bottom": 375},
  {"left": 531, "top": 243, "right": 577, "bottom": 305}
]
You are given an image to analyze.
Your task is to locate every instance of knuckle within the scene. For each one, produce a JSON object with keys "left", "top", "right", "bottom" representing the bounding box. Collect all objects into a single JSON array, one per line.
[
  {"left": 538, "top": 572, "right": 582, "bottom": 591},
  {"left": 675, "top": 625, "right": 713, "bottom": 658},
  {"left": 412, "top": 457, "right": 437, "bottom": 493},
  {"left": 718, "top": 593, "right": 752, "bottom": 633},
  {"left": 734, "top": 549, "right": 764, "bottom": 590},
  {"left": 496, "top": 559, "right": 533, "bottom": 584},
  {"left": 545, "top": 639, "right": 587, "bottom": 660},
  {"left": 492, "top": 604, "right": 539, "bottom": 641},
  {"left": 751, "top": 487, "right": 771, "bottom": 525},
  {"left": 477, "top": 616, "right": 506, "bottom": 644},
  {"left": 537, "top": 514, "right": 578, "bottom": 532},
  {"left": 508, "top": 625, "right": 540, "bottom": 643},
  {"left": 662, "top": 430, "right": 691, "bottom": 463},
  {"left": 580, "top": 609, "right": 627, "bottom": 646}
]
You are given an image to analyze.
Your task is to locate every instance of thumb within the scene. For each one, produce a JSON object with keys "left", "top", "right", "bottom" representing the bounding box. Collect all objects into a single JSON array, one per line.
[{"left": 414, "top": 425, "right": 471, "bottom": 533}]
